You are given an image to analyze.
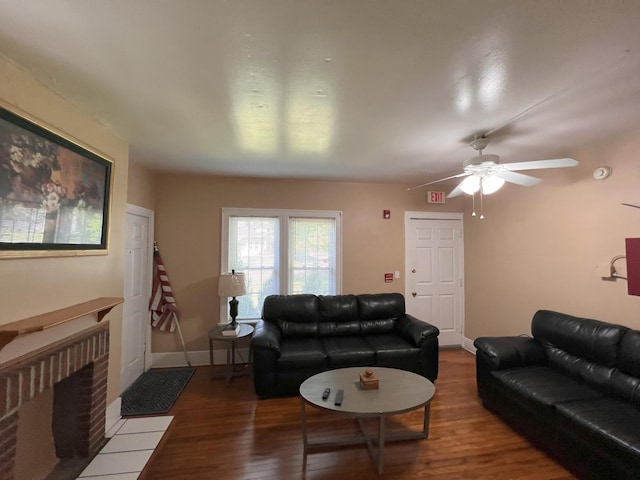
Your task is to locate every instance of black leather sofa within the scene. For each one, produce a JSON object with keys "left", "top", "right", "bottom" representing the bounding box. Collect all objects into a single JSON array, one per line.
[
  {"left": 474, "top": 310, "right": 640, "bottom": 479},
  {"left": 250, "top": 293, "right": 439, "bottom": 398}
]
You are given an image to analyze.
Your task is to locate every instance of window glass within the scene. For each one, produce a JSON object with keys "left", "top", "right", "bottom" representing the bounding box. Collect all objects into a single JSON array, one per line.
[
  {"left": 289, "top": 217, "right": 335, "bottom": 294},
  {"left": 222, "top": 209, "right": 341, "bottom": 320},
  {"left": 229, "top": 216, "right": 279, "bottom": 319}
]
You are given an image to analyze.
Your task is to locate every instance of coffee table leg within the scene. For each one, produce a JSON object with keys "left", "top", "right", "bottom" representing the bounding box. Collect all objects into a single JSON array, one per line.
[
  {"left": 377, "top": 416, "right": 385, "bottom": 474},
  {"left": 423, "top": 403, "right": 431, "bottom": 437},
  {"left": 208, "top": 338, "right": 214, "bottom": 377},
  {"left": 300, "top": 397, "right": 309, "bottom": 451}
]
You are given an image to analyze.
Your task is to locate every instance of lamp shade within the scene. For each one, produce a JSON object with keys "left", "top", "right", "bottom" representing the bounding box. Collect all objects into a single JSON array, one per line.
[
  {"left": 459, "top": 175, "right": 480, "bottom": 195},
  {"left": 481, "top": 175, "right": 505, "bottom": 194},
  {"left": 218, "top": 271, "right": 247, "bottom": 297}
]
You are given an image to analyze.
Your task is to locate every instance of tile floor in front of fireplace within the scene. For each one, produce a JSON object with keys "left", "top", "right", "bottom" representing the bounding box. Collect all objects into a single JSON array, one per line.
[{"left": 77, "top": 415, "right": 174, "bottom": 479}]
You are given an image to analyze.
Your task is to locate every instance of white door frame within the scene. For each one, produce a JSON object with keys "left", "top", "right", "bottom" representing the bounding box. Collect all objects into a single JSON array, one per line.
[
  {"left": 404, "top": 211, "right": 465, "bottom": 346},
  {"left": 124, "top": 204, "right": 155, "bottom": 382}
]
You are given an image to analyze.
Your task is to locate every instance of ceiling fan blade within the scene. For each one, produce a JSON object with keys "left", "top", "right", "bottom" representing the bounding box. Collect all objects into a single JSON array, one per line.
[
  {"left": 447, "top": 184, "right": 465, "bottom": 198},
  {"left": 407, "top": 172, "right": 470, "bottom": 191},
  {"left": 500, "top": 158, "right": 578, "bottom": 171},
  {"left": 496, "top": 171, "right": 541, "bottom": 186}
]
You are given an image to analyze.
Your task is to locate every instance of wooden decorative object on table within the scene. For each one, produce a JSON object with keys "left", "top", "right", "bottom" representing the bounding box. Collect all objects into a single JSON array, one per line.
[{"left": 359, "top": 369, "right": 379, "bottom": 390}]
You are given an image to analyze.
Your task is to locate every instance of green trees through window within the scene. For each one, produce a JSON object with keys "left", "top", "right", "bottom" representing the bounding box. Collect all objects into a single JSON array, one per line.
[{"left": 223, "top": 209, "right": 341, "bottom": 320}]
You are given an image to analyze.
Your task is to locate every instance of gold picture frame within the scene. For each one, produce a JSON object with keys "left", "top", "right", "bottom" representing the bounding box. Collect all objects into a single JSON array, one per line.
[{"left": 0, "top": 104, "right": 113, "bottom": 258}]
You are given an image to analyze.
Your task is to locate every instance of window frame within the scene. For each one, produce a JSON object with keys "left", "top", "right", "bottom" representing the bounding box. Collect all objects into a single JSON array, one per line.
[{"left": 220, "top": 207, "right": 342, "bottom": 323}]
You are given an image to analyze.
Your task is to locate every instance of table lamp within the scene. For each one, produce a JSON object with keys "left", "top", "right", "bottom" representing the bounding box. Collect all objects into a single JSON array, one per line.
[{"left": 218, "top": 270, "right": 247, "bottom": 328}]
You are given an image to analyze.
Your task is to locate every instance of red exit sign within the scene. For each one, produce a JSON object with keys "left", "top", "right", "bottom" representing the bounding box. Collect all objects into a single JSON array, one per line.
[{"left": 427, "top": 191, "right": 445, "bottom": 204}]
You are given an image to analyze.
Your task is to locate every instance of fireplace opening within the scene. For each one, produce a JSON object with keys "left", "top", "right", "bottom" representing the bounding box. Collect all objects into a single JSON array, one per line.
[
  {"left": 14, "top": 364, "right": 104, "bottom": 480},
  {"left": 0, "top": 326, "right": 109, "bottom": 480},
  {"left": 53, "top": 365, "right": 87, "bottom": 459}
]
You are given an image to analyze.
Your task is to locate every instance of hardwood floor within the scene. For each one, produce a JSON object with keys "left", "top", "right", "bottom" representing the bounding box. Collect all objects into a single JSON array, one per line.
[{"left": 144, "top": 349, "right": 575, "bottom": 479}]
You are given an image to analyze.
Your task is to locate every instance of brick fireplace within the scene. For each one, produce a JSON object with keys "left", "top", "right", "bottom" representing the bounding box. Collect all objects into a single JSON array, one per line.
[{"left": 0, "top": 324, "right": 110, "bottom": 480}]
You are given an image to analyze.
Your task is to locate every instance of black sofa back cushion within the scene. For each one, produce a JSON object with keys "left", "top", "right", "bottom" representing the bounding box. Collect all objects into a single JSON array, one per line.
[
  {"left": 358, "top": 293, "right": 404, "bottom": 320},
  {"left": 619, "top": 330, "right": 640, "bottom": 377},
  {"left": 609, "top": 331, "right": 640, "bottom": 405},
  {"left": 262, "top": 294, "right": 321, "bottom": 337},
  {"left": 610, "top": 370, "right": 640, "bottom": 405},
  {"left": 532, "top": 310, "right": 628, "bottom": 368},
  {"left": 358, "top": 293, "right": 404, "bottom": 335},
  {"left": 317, "top": 295, "right": 361, "bottom": 337},
  {"left": 545, "top": 345, "right": 616, "bottom": 392}
]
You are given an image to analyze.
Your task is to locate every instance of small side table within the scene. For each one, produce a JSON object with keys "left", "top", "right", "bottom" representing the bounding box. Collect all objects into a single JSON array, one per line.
[{"left": 208, "top": 323, "right": 254, "bottom": 385}]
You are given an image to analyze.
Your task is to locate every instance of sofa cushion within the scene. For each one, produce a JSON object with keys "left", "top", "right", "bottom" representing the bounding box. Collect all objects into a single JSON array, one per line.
[
  {"left": 492, "top": 365, "right": 603, "bottom": 409},
  {"left": 365, "top": 334, "right": 419, "bottom": 363},
  {"left": 532, "top": 310, "right": 628, "bottom": 367},
  {"left": 357, "top": 293, "right": 404, "bottom": 321},
  {"left": 317, "top": 294, "right": 361, "bottom": 337},
  {"left": 610, "top": 370, "right": 640, "bottom": 405},
  {"left": 318, "top": 320, "right": 361, "bottom": 337},
  {"left": 619, "top": 330, "right": 640, "bottom": 378},
  {"left": 277, "top": 338, "right": 327, "bottom": 369},
  {"left": 318, "top": 295, "right": 359, "bottom": 322},
  {"left": 322, "top": 336, "right": 375, "bottom": 367},
  {"left": 263, "top": 294, "right": 321, "bottom": 337},
  {"left": 543, "top": 345, "right": 617, "bottom": 393},
  {"left": 360, "top": 318, "right": 395, "bottom": 335},
  {"left": 555, "top": 397, "right": 640, "bottom": 461}
]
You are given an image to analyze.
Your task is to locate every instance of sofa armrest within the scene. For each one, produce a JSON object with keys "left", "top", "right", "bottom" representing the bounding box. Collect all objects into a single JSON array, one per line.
[
  {"left": 395, "top": 314, "right": 440, "bottom": 347},
  {"left": 250, "top": 320, "right": 282, "bottom": 356},
  {"left": 474, "top": 336, "right": 545, "bottom": 370}
]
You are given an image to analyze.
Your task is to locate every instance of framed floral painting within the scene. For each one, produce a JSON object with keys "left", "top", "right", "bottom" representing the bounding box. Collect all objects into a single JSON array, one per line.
[{"left": 0, "top": 105, "right": 112, "bottom": 258}]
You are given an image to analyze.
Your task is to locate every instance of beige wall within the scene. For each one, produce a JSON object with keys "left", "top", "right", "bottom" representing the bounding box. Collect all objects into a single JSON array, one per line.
[
  {"left": 152, "top": 145, "right": 639, "bottom": 354},
  {"left": 0, "top": 55, "right": 128, "bottom": 404},
  {"left": 464, "top": 129, "right": 640, "bottom": 339},
  {"left": 151, "top": 174, "right": 464, "bottom": 352},
  {"left": 127, "top": 159, "right": 156, "bottom": 210},
  {"left": 143, "top": 131, "right": 639, "bottom": 355}
]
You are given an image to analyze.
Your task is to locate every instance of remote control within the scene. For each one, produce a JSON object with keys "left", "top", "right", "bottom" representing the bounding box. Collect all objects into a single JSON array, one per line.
[
  {"left": 334, "top": 389, "right": 344, "bottom": 406},
  {"left": 322, "top": 388, "right": 330, "bottom": 400}
]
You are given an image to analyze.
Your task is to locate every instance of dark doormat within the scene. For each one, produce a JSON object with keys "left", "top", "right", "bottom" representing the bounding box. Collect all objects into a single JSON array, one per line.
[{"left": 121, "top": 367, "right": 195, "bottom": 416}]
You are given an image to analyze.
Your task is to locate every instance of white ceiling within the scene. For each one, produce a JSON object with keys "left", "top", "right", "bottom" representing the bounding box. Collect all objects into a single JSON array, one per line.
[{"left": 0, "top": 1, "right": 639, "bottom": 185}]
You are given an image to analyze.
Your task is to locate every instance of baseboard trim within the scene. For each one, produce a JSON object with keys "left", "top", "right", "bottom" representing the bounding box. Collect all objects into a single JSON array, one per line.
[
  {"left": 151, "top": 348, "right": 251, "bottom": 368},
  {"left": 105, "top": 397, "right": 122, "bottom": 436},
  {"left": 462, "top": 336, "right": 476, "bottom": 354}
]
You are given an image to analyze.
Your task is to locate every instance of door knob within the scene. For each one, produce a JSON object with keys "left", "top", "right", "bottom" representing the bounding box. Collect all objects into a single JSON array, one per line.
[
  {"left": 411, "top": 292, "right": 417, "bottom": 297},
  {"left": 411, "top": 269, "right": 416, "bottom": 273}
]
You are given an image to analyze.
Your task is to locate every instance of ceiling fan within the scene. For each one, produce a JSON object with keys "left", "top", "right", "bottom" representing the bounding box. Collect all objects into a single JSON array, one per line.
[{"left": 409, "top": 135, "right": 578, "bottom": 216}]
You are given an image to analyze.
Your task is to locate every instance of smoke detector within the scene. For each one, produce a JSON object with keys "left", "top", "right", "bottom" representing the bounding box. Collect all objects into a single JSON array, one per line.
[{"left": 593, "top": 166, "right": 612, "bottom": 180}]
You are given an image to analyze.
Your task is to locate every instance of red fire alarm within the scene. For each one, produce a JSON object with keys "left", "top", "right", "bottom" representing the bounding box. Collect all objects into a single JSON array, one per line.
[
  {"left": 383, "top": 210, "right": 391, "bottom": 219},
  {"left": 384, "top": 273, "right": 393, "bottom": 283}
]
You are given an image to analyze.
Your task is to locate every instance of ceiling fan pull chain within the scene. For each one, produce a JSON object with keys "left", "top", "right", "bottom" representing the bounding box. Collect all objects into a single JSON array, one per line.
[
  {"left": 479, "top": 188, "right": 485, "bottom": 220},
  {"left": 471, "top": 191, "right": 476, "bottom": 216}
]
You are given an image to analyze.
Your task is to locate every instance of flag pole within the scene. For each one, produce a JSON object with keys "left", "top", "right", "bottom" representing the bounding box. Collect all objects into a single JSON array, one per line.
[
  {"left": 174, "top": 315, "right": 192, "bottom": 367},
  {"left": 150, "top": 241, "right": 191, "bottom": 367}
]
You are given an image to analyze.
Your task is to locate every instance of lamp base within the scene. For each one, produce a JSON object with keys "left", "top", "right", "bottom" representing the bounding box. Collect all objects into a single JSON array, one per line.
[{"left": 228, "top": 297, "right": 239, "bottom": 329}]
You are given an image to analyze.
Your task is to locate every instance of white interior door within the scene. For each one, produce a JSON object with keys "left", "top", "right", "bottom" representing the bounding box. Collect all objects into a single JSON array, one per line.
[
  {"left": 405, "top": 212, "right": 464, "bottom": 346},
  {"left": 121, "top": 205, "right": 154, "bottom": 392}
]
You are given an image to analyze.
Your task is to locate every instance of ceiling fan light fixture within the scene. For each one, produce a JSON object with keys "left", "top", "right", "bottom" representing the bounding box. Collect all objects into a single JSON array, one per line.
[
  {"left": 459, "top": 175, "right": 480, "bottom": 195},
  {"left": 481, "top": 175, "right": 506, "bottom": 194}
]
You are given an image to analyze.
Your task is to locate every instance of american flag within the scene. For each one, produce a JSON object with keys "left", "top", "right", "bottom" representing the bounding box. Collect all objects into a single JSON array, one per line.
[{"left": 149, "top": 243, "right": 178, "bottom": 332}]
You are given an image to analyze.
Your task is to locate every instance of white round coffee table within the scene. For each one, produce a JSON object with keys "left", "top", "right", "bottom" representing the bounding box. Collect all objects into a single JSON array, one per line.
[{"left": 299, "top": 367, "right": 435, "bottom": 474}]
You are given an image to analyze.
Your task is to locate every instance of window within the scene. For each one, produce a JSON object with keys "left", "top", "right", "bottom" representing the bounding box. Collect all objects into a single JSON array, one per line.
[{"left": 221, "top": 208, "right": 342, "bottom": 321}]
